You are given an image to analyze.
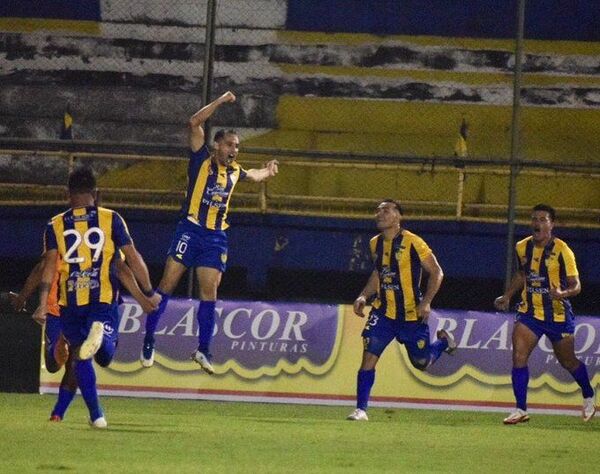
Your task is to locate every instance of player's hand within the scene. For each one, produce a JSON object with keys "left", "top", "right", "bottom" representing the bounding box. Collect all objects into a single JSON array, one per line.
[
  {"left": 265, "top": 160, "right": 279, "bottom": 177},
  {"left": 141, "top": 292, "right": 162, "bottom": 314},
  {"left": 220, "top": 91, "right": 236, "bottom": 103},
  {"left": 32, "top": 306, "right": 47, "bottom": 326},
  {"left": 353, "top": 295, "right": 367, "bottom": 317},
  {"left": 494, "top": 295, "right": 510, "bottom": 311},
  {"left": 549, "top": 285, "right": 566, "bottom": 300},
  {"left": 417, "top": 301, "right": 431, "bottom": 322},
  {"left": 9, "top": 291, "right": 27, "bottom": 312}
]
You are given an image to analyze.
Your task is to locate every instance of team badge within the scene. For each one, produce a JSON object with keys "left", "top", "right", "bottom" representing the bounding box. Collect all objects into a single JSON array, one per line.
[
  {"left": 417, "top": 339, "right": 426, "bottom": 349},
  {"left": 221, "top": 253, "right": 228, "bottom": 264}
]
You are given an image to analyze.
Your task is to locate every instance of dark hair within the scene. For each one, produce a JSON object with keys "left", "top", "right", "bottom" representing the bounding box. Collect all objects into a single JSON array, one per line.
[
  {"left": 213, "top": 129, "right": 238, "bottom": 143},
  {"left": 382, "top": 199, "right": 403, "bottom": 215},
  {"left": 68, "top": 166, "right": 96, "bottom": 194},
  {"left": 532, "top": 203, "right": 556, "bottom": 221}
]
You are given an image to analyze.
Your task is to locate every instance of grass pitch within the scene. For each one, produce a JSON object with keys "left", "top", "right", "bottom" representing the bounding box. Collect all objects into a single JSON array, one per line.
[{"left": 1, "top": 393, "right": 599, "bottom": 473}]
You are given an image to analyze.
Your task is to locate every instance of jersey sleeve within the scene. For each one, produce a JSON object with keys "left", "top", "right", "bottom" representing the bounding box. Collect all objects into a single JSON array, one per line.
[
  {"left": 413, "top": 235, "right": 433, "bottom": 261},
  {"left": 43, "top": 221, "right": 57, "bottom": 251},
  {"left": 112, "top": 212, "right": 133, "bottom": 248},
  {"left": 561, "top": 244, "right": 579, "bottom": 277}
]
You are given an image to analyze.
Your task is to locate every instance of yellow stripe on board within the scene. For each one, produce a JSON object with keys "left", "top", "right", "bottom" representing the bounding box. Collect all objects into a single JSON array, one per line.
[
  {"left": 99, "top": 209, "right": 114, "bottom": 304},
  {"left": 277, "top": 31, "right": 600, "bottom": 55},
  {"left": 0, "top": 18, "right": 100, "bottom": 35}
]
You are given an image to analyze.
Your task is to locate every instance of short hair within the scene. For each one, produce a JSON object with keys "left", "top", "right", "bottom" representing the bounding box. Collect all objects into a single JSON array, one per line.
[
  {"left": 68, "top": 166, "right": 96, "bottom": 194},
  {"left": 532, "top": 203, "right": 556, "bottom": 221},
  {"left": 213, "top": 129, "right": 238, "bottom": 143},
  {"left": 382, "top": 199, "right": 403, "bottom": 215}
]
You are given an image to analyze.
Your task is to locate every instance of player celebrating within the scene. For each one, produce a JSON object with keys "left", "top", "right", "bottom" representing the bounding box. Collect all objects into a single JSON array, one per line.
[
  {"left": 140, "top": 91, "right": 279, "bottom": 372},
  {"left": 33, "top": 166, "right": 156, "bottom": 428},
  {"left": 347, "top": 199, "right": 456, "bottom": 421},
  {"left": 495, "top": 204, "right": 596, "bottom": 424}
]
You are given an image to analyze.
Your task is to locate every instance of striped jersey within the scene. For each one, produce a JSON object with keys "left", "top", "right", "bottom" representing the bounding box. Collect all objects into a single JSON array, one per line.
[
  {"left": 44, "top": 206, "right": 132, "bottom": 307},
  {"left": 515, "top": 236, "right": 578, "bottom": 322},
  {"left": 369, "top": 230, "right": 433, "bottom": 321},
  {"left": 181, "top": 145, "right": 247, "bottom": 230}
]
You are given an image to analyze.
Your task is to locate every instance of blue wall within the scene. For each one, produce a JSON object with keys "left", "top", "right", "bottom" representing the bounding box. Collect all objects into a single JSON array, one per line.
[
  {"left": 0, "top": 0, "right": 101, "bottom": 21},
  {"left": 287, "top": 0, "right": 600, "bottom": 41},
  {"left": 1, "top": 207, "right": 599, "bottom": 289}
]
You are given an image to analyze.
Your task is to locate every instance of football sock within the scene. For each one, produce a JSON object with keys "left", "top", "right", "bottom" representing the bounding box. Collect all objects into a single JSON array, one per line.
[
  {"left": 94, "top": 334, "right": 116, "bottom": 367},
  {"left": 428, "top": 338, "right": 448, "bottom": 365},
  {"left": 197, "top": 300, "right": 216, "bottom": 355},
  {"left": 51, "top": 386, "right": 76, "bottom": 419},
  {"left": 570, "top": 362, "right": 594, "bottom": 398},
  {"left": 512, "top": 366, "right": 529, "bottom": 411},
  {"left": 44, "top": 343, "right": 61, "bottom": 373},
  {"left": 356, "top": 369, "right": 375, "bottom": 411},
  {"left": 75, "top": 359, "right": 103, "bottom": 421},
  {"left": 144, "top": 290, "right": 170, "bottom": 344}
]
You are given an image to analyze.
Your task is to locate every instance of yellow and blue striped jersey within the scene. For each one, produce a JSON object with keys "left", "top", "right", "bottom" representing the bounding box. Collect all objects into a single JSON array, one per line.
[
  {"left": 370, "top": 230, "right": 433, "bottom": 321},
  {"left": 516, "top": 236, "right": 578, "bottom": 322},
  {"left": 44, "top": 206, "right": 132, "bottom": 307},
  {"left": 181, "top": 145, "right": 247, "bottom": 230}
]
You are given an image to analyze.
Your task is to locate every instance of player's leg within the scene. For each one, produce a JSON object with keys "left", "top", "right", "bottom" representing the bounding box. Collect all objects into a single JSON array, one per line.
[
  {"left": 553, "top": 334, "right": 595, "bottom": 421},
  {"left": 44, "top": 315, "right": 63, "bottom": 373},
  {"left": 61, "top": 305, "right": 106, "bottom": 427},
  {"left": 49, "top": 352, "right": 77, "bottom": 422},
  {"left": 95, "top": 304, "right": 120, "bottom": 367},
  {"left": 141, "top": 256, "right": 186, "bottom": 367},
  {"left": 347, "top": 313, "right": 394, "bottom": 421},
  {"left": 403, "top": 322, "right": 456, "bottom": 371},
  {"left": 191, "top": 266, "right": 221, "bottom": 374},
  {"left": 503, "top": 319, "right": 538, "bottom": 424}
]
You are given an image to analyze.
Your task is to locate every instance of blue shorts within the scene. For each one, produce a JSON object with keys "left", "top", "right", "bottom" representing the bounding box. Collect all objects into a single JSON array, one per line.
[
  {"left": 516, "top": 313, "right": 575, "bottom": 343},
  {"left": 362, "top": 311, "right": 431, "bottom": 361},
  {"left": 167, "top": 219, "right": 227, "bottom": 272},
  {"left": 59, "top": 303, "right": 118, "bottom": 347}
]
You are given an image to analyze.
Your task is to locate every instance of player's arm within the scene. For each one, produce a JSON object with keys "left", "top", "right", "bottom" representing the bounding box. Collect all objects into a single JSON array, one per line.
[
  {"left": 9, "top": 260, "right": 43, "bottom": 312},
  {"left": 189, "top": 91, "right": 236, "bottom": 152},
  {"left": 494, "top": 270, "right": 526, "bottom": 311},
  {"left": 114, "top": 258, "right": 161, "bottom": 314},
  {"left": 418, "top": 252, "right": 444, "bottom": 321},
  {"left": 244, "top": 160, "right": 279, "bottom": 182},
  {"left": 353, "top": 270, "right": 379, "bottom": 317},
  {"left": 549, "top": 275, "right": 581, "bottom": 300},
  {"left": 119, "top": 244, "right": 154, "bottom": 298},
  {"left": 32, "top": 249, "right": 58, "bottom": 325}
]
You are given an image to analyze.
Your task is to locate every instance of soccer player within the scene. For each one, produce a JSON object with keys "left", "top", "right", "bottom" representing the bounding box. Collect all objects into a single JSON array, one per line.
[
  {"left": 140, "top": 90, "right": 279, "bottom": 372},
  {"left": 494, "top": 204, "right": 596, "bottom": 424},
  {"left": 32, "top": 166, "right": 156, "bottom": 428},
  {"left": 347, "top": 199, "right": 456, "bottom": 421}
]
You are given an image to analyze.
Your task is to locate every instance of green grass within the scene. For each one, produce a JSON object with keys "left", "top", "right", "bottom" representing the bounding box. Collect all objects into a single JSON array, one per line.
[{"left": 1, "top": 393, "right": 599, "bottom": 473}]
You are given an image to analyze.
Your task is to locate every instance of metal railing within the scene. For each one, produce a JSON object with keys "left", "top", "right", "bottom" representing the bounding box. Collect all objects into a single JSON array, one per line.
[{"left": 1, "top": 144, "right": 598, "bottom": 227}]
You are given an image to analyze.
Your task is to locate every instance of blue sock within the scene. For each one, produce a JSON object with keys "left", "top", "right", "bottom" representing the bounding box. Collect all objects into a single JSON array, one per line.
[
  {"left": 197, "top": 300, "right": 216, "bottom": 355},
  {"left": 44, "top": 343, "right": 60, "bottom": 373},
  {"left": 75, "top": 359, "right": 103, "bottom": 421},
  {"left": 428, "top": 339, "right": 448, "bottom": 366},
  {"left": 570, "top": 362, "right": 594, "bottom": 399},
  {"left": 512, "top": 366, "right": 529, "bottom": 411},
  {"left": 51, "top": 386, "right": 76, "bottom": 419},
  {"left": 356, "top": 369, "right": 375, "bottom": 411},
  {"left": 144, "top": 290, "right": 170, "bottom": 344},
  {"left": 94, "top": 335, "right": 116, "bottom": 367}
]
